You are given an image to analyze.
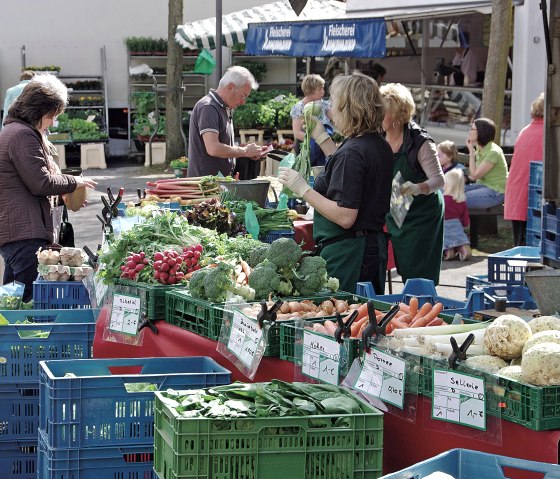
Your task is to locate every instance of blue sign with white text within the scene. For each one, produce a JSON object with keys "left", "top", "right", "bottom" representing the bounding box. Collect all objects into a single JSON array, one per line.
[{"left": 245, "top": 18, "right": 386, "bottom": 58}]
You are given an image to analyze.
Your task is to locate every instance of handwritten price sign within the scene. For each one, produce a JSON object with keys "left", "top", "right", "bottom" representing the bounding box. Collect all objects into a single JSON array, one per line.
[
  {"left": 227, "top": 311, "right": 263, "bottom": 368},
  {"left": 109, "top": 294, "right": 141, "bottom": 336},
  {"left": 301, "top": 330, "right": 340, "bottom": 386}
]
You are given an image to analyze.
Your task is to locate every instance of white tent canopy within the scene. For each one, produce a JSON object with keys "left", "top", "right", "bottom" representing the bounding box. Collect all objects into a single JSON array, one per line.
[{"left": 175, "top": 0, "right": 346, "bottom": 50}]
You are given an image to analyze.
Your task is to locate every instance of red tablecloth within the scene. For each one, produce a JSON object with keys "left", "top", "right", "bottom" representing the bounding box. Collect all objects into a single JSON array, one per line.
[{"left": 94, "top": 306, "right": 560, "bottom": 474}]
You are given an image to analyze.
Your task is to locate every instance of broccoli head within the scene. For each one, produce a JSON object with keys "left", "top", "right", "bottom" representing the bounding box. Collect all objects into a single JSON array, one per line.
[
  {"left": 292, "top": 255, "right": 329, "bottom": 296},
  {"left": 248, "top": 262, "right": 282, "bottom": 300},
  {"left": 203, "top": 262, "right": 235, "bottom": 303},
  {"left": 264, "top": 237, "right": 302, "bottom": 271},
  {"left": 248, "top": 243, "right": 271, "bottom": 268},
  {"left": 188, "top": 268, "right": 211, "bottom": 299}
]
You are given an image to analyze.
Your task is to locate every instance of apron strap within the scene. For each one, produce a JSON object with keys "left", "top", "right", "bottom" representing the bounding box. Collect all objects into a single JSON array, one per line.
[{"left": 314, "top": 229, "right": 374, "bottom": 256}]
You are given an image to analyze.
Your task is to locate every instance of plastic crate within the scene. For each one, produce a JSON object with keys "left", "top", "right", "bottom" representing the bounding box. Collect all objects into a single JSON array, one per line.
[
  {"left": 479, "top": 283, "right": 537, "bottom": 310},
  {"left": 526, "top": 227, "right": 542, "bottom": 248},
  {"left": 0, "top": 383, "right": 39, "bottom": 442},
  {"left": 543, "top": 202, "right": 560, "bottom": 235},
  {"left": 380, "top": 448, "right": 560, "bottom": 478},
  {"left": 527, "top": 207, "right": 542, "bottom": 233},
  {"left": 39, "top": 356, "right": 231, "bottom": 449},
  {"left": 116, "top": 279, "right": 184, "bottom": 320},
  {"left": 0, "top": 441, "right": 38, "bottom": 479},
  {"left": 528, "top": 185, "right": 543, "bottom": 210},
  {"left": 37, "top": 429, "right": 155, "bottom": 479},
  {"left": 32, "top": 279, "right": 91, "bottom": 310},
  {"left": 165, "top": 291, "right": 226, "bottom": 340},
  {"left": 487, "top": 246, "right": 540, "bottom": 285},
  {"left": 542, "top": 231, "right": 560, "bottom": 260},
  {"left": 0, "top": 309, "right": 95, "bottom": 384},
  {"left": 153, "top": 385, "right": 384, "bottom": 479},
  {"left": 529, "top": 161, "right": 544, "bottom": 188},
  {"left": 465, "top": 274, "right": 493, "bottom": 295},
  {"left": 259, "top": 229, "right": 295, "bottom": 244}
]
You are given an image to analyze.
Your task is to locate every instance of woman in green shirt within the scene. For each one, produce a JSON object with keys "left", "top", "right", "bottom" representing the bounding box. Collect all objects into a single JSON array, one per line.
[{"left": 465, "top": 117, "right": 508, "bottom": 209}]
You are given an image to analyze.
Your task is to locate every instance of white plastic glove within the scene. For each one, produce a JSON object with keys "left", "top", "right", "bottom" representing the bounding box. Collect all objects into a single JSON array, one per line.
[
  {"left": 308, "top": 116, "right": 327, "bottom": 142},
  {"left": 401, "top": 181, "right": 421, "bottom": 196},
  {"left": 278, "top": 167, "right": 311, "bottom": 198}
]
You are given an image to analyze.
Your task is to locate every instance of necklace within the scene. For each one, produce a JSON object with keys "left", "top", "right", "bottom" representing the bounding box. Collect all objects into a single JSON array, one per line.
[{"left": 386, "top": 132, "right": 403, "bottom": 153}]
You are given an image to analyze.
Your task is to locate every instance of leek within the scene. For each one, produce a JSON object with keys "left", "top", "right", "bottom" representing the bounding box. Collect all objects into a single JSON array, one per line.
[{"left": 392, "top": 321, "right": 488, "bottom": 338}]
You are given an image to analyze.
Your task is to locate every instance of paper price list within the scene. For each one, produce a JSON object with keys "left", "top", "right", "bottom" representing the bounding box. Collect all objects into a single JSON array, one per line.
[
  {"left": 432, "top": 369, "right": 486, "bottom": 430},
  {"left": 227, "top": 311, "right": 262, "bottom": 368},
  {"left": 354, "top": 348, "right": 406, "bottom": 408},
  {"left": 302, "top": 330, "right": 340, "bottom": 386}
]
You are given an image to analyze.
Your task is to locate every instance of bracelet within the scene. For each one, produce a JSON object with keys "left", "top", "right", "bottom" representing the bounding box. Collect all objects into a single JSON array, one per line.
[{"left": 316, "top": 132, "right": 330, "bottom": 144}]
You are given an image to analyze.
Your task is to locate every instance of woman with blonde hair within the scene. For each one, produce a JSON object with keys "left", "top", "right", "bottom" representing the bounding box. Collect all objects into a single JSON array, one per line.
[
  {"left": 443, "top": 169, "right": 471, "bottom": 261},
  {"left": 279, "top": 72, "right": 393, "bottom": 294},
  {"left": 380, "top": 83, "right": 445, "bottom": 284}
]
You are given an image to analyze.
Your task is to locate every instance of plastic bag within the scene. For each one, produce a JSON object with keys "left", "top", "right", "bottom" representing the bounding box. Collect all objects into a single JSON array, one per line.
[
  {"left": 244, "top": 203, "right": 260, "bottom": 240},
  {"left": 101, "top": 288, "right": 145, "bottom": 347},
  {"left": 0, "top": 281, "right": 25, "bottom": 309},
  {"left": 389, "top": 171, "right": 413, "bottom": 229}
]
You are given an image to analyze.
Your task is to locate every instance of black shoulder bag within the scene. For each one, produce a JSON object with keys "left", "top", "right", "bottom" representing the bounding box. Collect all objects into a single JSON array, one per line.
[{"left": 58, "top": 205, "right": 75, "bottom": 247}]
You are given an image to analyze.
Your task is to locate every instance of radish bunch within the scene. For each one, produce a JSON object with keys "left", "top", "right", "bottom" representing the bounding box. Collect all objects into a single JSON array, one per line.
[
  {"left": 152, "top": 244, "right": 203, "bottom": 285},
  {"left": 120, "top": 252, "right": 149, "bottom": 280}
]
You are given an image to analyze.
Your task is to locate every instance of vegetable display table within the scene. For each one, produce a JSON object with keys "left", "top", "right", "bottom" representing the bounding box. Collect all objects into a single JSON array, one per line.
[{"left": 93, "top": 306, "right": 295, "bottom": 383}]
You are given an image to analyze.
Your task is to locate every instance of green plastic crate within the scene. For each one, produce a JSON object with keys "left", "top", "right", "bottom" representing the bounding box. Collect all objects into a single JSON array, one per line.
[
  {"left": 165, "top": 291, "right": 226, "bottom": 340},
  {"left": 153, "top": 385, "right": 384, "bottom": 479},
  {"left": 116, "top": 279, "right": 184, "bottom": 321},
  {"left": 279, "top": 296, "right": 392, "bottom": 363}
]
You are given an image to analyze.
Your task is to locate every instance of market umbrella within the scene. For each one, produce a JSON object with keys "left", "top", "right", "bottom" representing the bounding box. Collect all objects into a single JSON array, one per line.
[{"left": 174, "top": 0, "right": 346, "bottom": 50}]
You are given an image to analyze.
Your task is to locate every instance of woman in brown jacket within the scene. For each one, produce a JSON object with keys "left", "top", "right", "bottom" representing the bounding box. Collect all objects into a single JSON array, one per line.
[{"left": 0, "top": 74, "right": 96, "bottom": 301}]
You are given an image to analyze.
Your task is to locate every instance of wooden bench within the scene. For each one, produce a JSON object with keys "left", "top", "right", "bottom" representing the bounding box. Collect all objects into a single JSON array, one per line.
[{"left": 468, "top": 204, "right": 504, "bottom": 249}]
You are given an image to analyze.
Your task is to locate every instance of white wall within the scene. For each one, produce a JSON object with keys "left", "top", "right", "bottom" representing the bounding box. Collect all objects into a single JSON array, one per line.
[{"left": 0, "top": 0, "right": 276, "bottom": 108}]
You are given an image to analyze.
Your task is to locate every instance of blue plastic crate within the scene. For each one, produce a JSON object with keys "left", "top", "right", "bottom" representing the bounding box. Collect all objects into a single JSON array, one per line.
[
  {"left": 33, "top": 279, "right": 91, "bottom": 310},
  {"left": 259, "top": 229, "right": 295, "bottom": 244},
  {"left": 528, "top": 185, "right": 543, "bottom": 210},
  {"left": 479, "top": 283, "right": 537, "bottom": 310},
  {"left": 527, "top": 207, "right": 542, "bottom": 233},
  {"left": 542, "top": 231, "right": 560, "bottom": 260},
  {"left": 37, "top": 429, "right": 155, "bottom": 479},
  {"left": 0, "top": 383, "right": 39, "bottom": 442},
  {"left": 529, "top": 160, "right": 543, "bottom": 188},
  {"left": 0, "top": 309, "right": 95, "bottom": 384},
  {"left": 0, "top": 441, "right": 38, "bottom": 479},
  {"left": 39, "top": 356, "right": 231, "bottom": 449},
  {"left": 380, "top": 448, "right": 560, "bottom": 478},
  {"left": 543, "top": 202, "right": 560, "bottom": 235},
  {"left": 487, "top": 246, "right": 540, "bottom": 285},
  {"left": 465, "top": 274, "right": 492, "bottom": 295},
  {"left": 526, "top": 227, "right": 542, "bottom": 248}
]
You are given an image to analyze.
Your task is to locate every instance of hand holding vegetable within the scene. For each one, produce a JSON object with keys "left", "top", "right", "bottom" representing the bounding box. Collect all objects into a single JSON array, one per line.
[
  {"left": 306, "top": 115, "right": 328, "bottom": 142},
  {"left": 278, "top": 167, "right": 311, "bottom": 198},
  {"left": 401, "top": 181, "right": 421, "bottom": 196}
]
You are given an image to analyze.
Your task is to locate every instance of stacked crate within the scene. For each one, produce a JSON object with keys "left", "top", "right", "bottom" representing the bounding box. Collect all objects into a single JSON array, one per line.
[
  {"left": 0, "top": 309, "right": 96, "bottom": 479},
  {"left": 541, "top": 202, "right": 560, "bottom": 265},
  {"left": 526, "top": 161, "right": 543, "bottom": 247},
  {"left": 37, "top": 356, "right": 231, "bottom": 478}
]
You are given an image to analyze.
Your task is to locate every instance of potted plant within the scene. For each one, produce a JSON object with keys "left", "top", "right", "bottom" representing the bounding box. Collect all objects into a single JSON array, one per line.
[{"left": 170, "top": 157, "right": 189, "bottom": 177}]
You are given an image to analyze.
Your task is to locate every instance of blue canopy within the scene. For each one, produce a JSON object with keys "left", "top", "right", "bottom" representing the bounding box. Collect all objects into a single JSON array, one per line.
[{"left": 245, "top": 18, "right": 386, "bottom": 58}]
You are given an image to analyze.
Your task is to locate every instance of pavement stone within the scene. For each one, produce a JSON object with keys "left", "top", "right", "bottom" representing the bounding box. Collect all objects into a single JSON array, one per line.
[{"left": 72, "top": 165, "right": 487, "bottom": 301}]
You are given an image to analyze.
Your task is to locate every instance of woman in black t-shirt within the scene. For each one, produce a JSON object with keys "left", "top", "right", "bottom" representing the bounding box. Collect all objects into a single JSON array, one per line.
[{"left": 279, "top": 72, "right": 393, "bottom": 295}]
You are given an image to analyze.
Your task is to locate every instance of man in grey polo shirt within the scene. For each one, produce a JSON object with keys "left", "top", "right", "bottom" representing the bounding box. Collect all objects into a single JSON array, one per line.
[{"left": 188, "top": 66, "right": 263, "bottom": 177}]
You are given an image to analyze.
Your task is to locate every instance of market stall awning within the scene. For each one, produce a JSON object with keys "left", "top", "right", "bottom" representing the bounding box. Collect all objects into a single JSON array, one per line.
[
  {"left": 175, "top": 0, "right": 347, "bottom": 50},
  {"left": 245, "top": 18, "right": 386, "bottom": 58}
]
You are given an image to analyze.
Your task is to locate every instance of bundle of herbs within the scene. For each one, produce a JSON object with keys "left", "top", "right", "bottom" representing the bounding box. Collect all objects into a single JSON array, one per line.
[{"left": 184, "top": 197, "right": 247, "bottom": 237}]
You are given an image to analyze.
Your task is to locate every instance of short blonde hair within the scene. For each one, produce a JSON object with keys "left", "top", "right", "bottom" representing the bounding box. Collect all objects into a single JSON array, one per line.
[
  {"left": 301, "top": 74, "right": 325, "bottom": 96},
  {"left": 329, "top": 72, "right": 385, "bottom": 137},
  {"left": 531, "top": 92, "right": 545, "bottom": 119},
  {"left": 437, "top": 140, "right": 458, "bottom": 163},
  {"left": 379, "top": 83, "right": 415, "bottom": 125},
  {"left": 443, "top": 168, "right": 466, "bottom": 203}
]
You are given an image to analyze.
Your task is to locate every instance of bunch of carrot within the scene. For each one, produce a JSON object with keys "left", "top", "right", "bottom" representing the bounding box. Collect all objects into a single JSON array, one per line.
[{"left": 310, "top": 297, "right": 445, "bottom": 339}]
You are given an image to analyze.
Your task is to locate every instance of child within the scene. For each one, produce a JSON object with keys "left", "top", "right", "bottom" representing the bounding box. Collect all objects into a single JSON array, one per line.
[
  {"left": 437, "top": 140, "right": 464, "bottom": 174},
  {"left": 443, "top": 168, "right": 471, "bottom": 261}
]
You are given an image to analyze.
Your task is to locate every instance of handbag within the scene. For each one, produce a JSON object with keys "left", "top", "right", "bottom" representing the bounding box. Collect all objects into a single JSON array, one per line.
[{"left": 58, "top": 205, "right": 75, "bottom": 247}]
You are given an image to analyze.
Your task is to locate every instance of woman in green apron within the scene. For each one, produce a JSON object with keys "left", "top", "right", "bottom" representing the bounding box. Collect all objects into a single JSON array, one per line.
[
  {"left": 380, "top": 83, "right": 445, "bottom": 285},
  {"left": 279, "top": 73, "right": 393, "bottom": 294}
]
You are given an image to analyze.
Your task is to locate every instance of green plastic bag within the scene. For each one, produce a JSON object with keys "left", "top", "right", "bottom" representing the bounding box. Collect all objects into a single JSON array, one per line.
[
  {"left": 245, "top": 203, "right": 260, "bottom": 240},
  {"left": 276, "top": 192, "right": 288, "bottom": 210}
]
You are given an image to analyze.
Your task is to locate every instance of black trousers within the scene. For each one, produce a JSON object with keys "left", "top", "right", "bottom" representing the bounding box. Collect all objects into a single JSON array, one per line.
[{"left": 512, "top": 220, "right": 526, "bottom": 247}]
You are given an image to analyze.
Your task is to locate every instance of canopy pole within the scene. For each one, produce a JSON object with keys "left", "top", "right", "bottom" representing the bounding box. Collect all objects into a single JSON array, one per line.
[{"left": 216, "top": 0, "right": 222, "bottom": 76}]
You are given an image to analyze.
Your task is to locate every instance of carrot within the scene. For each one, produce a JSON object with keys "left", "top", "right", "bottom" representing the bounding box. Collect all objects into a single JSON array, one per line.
[
  {"left": 323, "top": 320, "right": 337, "bottom": 337},
  {"left": 409, "top": 297, "right": 418, "bottom": 319},
  {"left": 398, "top": 313, "right": 411, "bottom": 325},
  {"left": 427, "top": 317, "right": 444, "bottom": 326},
  {"left": 358, "top": 321, "right": 368, "bottom": 337},
  {"left": 398, "top": 302, "right": 410, "bottom": 314},
  {"left": 353, "top": 302, "right": 370, "bottom": 322},
  {"left": 410, "top": 302, "right": 444, "bottom": 328},
  {"left": 410, "top": 302, "right": 432, "bottom": 324},
  {"left": 239, "top": 260, "right": 252, "bottom": 279},
  {"left": 312, "top": 323, "right": 329, "bottom": 335},
  {"left": 385, "top": 322, "right": 395, "bottom": 335},
  {"left": 391, "top": 319, "right": 409, "bottom": 329},
  {"left": 351, "top": 316, "right": 369, "bottom": 337}
]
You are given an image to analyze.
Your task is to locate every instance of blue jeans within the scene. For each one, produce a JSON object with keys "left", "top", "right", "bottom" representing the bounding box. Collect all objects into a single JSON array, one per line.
[
  {"left": 465, "top": 184, "right": 504, "bottom": 209},
  {"left": 0, "top": 239, "right": 48, "bottom": 302}
]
